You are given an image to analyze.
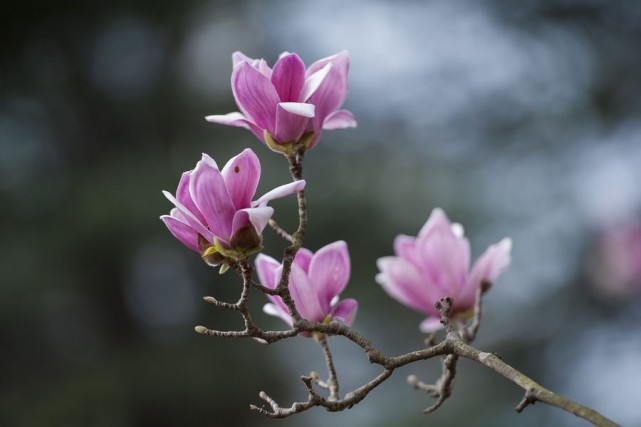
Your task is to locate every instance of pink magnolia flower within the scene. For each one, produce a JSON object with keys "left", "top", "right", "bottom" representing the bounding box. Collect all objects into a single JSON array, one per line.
[
  {"left": 161, "top": 149, "right": 305, "bottom": 263},
  {"left": 376, "top": 208, "right": 512, "bottom": 332},
  {"left": 206, "top": 51, "right": 356, "bottom": 150},
  {"left": 591, "top": 219, "right": 641, "bottom": 299},
  {"left": 256, "top": 241, "right": 358, "bottom": 330}
]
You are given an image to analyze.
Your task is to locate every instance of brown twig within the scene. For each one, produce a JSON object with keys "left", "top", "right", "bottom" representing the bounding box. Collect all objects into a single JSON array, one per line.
[
  {"left": 195, "top": 148, "right": 618, "bottom": 426},
  {"left": 246, "top": 298, "right": 619, "bottom": 426},
  {"left": 313, "top": 333, "right": 340, "bottom": 401},
  {"left": 268, "top": 219, "right": 295, "bottom": 243}
]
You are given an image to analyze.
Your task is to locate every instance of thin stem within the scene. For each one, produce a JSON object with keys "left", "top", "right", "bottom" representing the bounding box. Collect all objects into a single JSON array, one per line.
[
  {"left": 268, "top": 219, "right": 295, "bottom": 243},
  {"left": 451, "top": 341, "right": 617, "bottom": 426},
  {"left": 273, "top": 149, "right": 308, "bottom": 322},
  {"left": 245, "top": 298, "right": 619, "bottom": 426},
  {"left": 314, "top": 333, "right": 340, "bottom": 401}
]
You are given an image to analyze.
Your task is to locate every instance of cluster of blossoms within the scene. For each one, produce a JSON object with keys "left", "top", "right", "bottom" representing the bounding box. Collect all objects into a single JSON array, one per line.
[
  {"left": 155, "top": 49, "right": 622, "bottom": 427},
  {"left": 161, "top": 51, "right": 511, "bottom": 333}
]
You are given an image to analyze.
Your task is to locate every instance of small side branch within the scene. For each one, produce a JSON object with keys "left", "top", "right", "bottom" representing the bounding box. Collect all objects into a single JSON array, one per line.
[
  {"left": 461, "top": 280, "right": 491, "bottom": 343},
  {"left": 250, "top": 369, "right": 393, "bottom": 418},
  {"left": 408, "top": 354, "right": 459, "bottom": 413},
  {"left": 314, "top": 333, "right": 340, "bottom": 401},
  {"left": 268, "top": 219, "right": 295, "bottom": 243}
]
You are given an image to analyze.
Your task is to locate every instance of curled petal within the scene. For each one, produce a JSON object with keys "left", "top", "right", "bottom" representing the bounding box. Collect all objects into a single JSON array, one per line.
[
  {"left": 160, "top": 215, "right": 200, "bottom": 253},
  {"left": 221, "top": 148, "right": 260, "bottom": 210},
  {"left": 376, "top": 256, "right": 439, "bottom": 316},
  {"left": 205, "top": 112, "right": 265, "bottom": 142},
  {"left": 232, "top": 51, "right": 253, "bottom": 66},
  {"left": 253, "top": 180, "right": 306, "bottom": 207},
  {"left": 274, "top": 102, "right": 315, "bottom": 144},
  {"left": 232, "top": 52, "right": 272, "bottom": 77},
  {"left": 289, "top": 264, "right": 325, "bottom": 322},
  {"left": 307, "top": 51, "right": 350, "bottom": 127},
  {"left": 330, "top": 298, "right": 358, "bottom": 327},
  {"left": 189, "top": 155, "right": 235, "bottom": 241},
  {"left": 232, "top": 206, "right": 274, "bottom": 237},
  {"left": 271, "top": 53, "right": 306, "bottom": 102},
  {"left": 162, "top": 190, "right": 213, "bottom": 243},
  {"left": 323, "top": 109, "right": 357, "bottom": 130},
  {"left": 308, "top": 241, "right": 351, "bottom": 310},
  {"left": 301, "top": 62, "right": 332, "bottom": 102},
  {"left": 306, "top": 50, "right": 349, "bottom": 78},
  {"left": 232, "top": 61, "right": 280, "bottom": 132},
  {"left": 255, "top": 254, "right": 281, "bottom": 289}
]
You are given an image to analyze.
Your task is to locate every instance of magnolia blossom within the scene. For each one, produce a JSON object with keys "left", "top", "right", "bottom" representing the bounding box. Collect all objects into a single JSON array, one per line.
[
  {"left": 206, "top": 51, "right": 356, "bottom": 150},
  {"left": 591, "top": 219, "right": 641, "bottom": 299},
  {"left": 256, "top": 241, "right": 358, "bottom": 330},
  {"left": 376, "top": 208, "right": 512, "bottom": 332},
  {"left": 161, "top": 149, "right": 305, "bottom": 262}
]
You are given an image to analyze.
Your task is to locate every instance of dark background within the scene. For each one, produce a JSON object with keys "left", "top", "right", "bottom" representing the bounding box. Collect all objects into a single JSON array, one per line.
[{"left": 3, "top": 0, "right": 641, "bottom": 426}]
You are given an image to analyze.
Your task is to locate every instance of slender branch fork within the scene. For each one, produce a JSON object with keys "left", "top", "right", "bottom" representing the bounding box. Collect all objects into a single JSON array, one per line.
[{"left": 195, "top": 150, "right": 619, "bottom": 427}]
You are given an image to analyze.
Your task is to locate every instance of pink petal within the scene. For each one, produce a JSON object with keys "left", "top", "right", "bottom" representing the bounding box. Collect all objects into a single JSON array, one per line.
[
  {"left": 162, "top": 190, "right": 213, "bottom": 243},
  {"left": 232, "top": 51, "right": 271, "bottom": 77},
  {"left": 168, "top": 207, "right": 187, "bottom": 223},
  {"left": 257, "top": 258, "right": 291, "bottom": 319},
  {"left": 252, "top": 180, "right": 306, "bottom": 207},
  {"left": 308, "top": 241, "right": 351, "bottom": 310},
  {"left": 416, "top": 209, "right": 470, "bottom": 296},
  {"left": 417, "top": 208, "right": 450, "bottom": 239},
  {"left": 393, "top": 235, "right": 420, "bottom": 268},
  {"left": 221, "top": 148, "right": 261, "bottom": 210},
  {"left": 204, "top": 112, "right": 265, "bottom": 142},
  {"left": 271, "top": 53, "right": 306, "bottom": 102},
  {"left": 189, "top": 154, "right": 235, "bottom": 241},
  {"left": 175, "top": 172, "right": 206, "bottom": 224},
  {"left": 306, "top": 50, "right": 349, "bottom": 77},
  {"left": 160, "top": 215, "right": 200, "bottom": 252},
  {"left": 330, "top": 298, "right": 358, "bottom": 327},
  {"left": 232, "top": 51, "right": 253, "bottom": 66},
  {"left": 465, "top": 237, "right": 512, "bottom": 299},
  {"left": 274, "top": 102, "right": 315, "bottom": 144},
  {"left": 293, "top": 248, "right": 314, "bottom": 273},
  {"left": 289, "top": 264, "right": 325, "bottom": 322},
  {"left": 232, "top": 206, "right": 274, "bottom": 237},
  {"left": 263, "top": 303, "right": 293, "bottom": 327},
  {"left": 301, "top": 62, "right": 332, "bottom": 102},
  {"left": 323, "top": 109, "right": 357, "bottom": 130},
  {"left": 232, "top": 61, "right": 280, "bottom": 132},
  {"left": 255, "top": 254, "right": 281, "bottom": 289},
  {"left": 376, "top": 256, "right": 439, "bottom": 316},
  {"left": 307, "top": 51, "right": 350, "bottom": 129},
  {"left": 419, "top": 317, "right": 443, "bottom": 333}
]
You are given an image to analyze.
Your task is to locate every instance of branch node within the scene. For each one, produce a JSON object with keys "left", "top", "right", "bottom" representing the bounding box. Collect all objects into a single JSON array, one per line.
[{"left": 515, "top": 388, "right": 537, "bottom": 413}]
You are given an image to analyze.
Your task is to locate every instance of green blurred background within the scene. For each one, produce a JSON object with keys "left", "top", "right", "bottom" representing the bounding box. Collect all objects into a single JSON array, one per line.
[{"left": 3, "top": 0, "right": 641, "bottom": 426}]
